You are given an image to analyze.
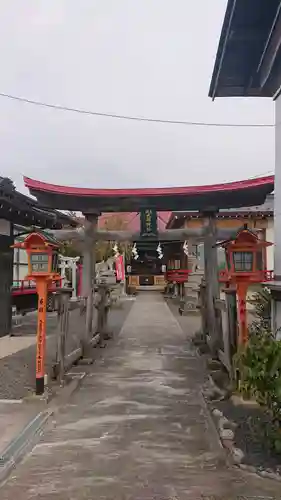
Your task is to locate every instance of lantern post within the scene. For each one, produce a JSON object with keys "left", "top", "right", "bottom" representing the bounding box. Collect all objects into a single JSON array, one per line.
[
  {"left": 13, "top": 231, "right": 60, "bottom": 395},
  {"left": 218, "top": 225, "right": 273, "bottom": 345}
]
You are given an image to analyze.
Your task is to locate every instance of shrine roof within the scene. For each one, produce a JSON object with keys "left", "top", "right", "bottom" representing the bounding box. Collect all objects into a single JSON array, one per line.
[
  {"left": 167, "top": 193, "right": 274, "bottom": 229},
  {"left": 23, "top": 175, "right": 274, "bottom": 213},
  {"left": 0, "top": 176, "right": 78, "bottom": 229}
]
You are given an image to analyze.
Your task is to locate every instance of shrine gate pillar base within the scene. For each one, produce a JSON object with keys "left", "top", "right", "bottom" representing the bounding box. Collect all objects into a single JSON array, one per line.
[{"left": 202, "top": 211, "right": 220, "bottom": 356}]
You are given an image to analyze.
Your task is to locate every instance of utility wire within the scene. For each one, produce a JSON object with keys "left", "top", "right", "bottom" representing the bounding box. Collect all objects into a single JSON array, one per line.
[{"left": 0, "top": 92, "right": 275, "bottom": 128}]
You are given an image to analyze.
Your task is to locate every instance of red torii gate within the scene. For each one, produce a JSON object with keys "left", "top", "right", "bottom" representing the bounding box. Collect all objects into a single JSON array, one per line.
[{"left": 23, "top": 175, "right": 274, "bottom": 351}]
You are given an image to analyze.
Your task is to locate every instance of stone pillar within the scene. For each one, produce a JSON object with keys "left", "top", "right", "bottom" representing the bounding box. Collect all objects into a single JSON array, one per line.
[
  {"left": 183, "top": 243, "right": 203, "bottom": 314},
  {"left": 59, "top": 257, "right": 68, "bottom": 287},
  {"left": 199, "top": 279, "right": 208, "bottom": 338},
  {"left": 120, "top": 253, "right": 126, "bottom": 296},
  {"left": 203, "top": 211, "right": 220, "bottom": 354},
  {"left": 59, "top": 256, "right": 80, "bottom": 299},
  {"left": 71, "top": 260, "right": 77, "bottom": 299},
  {"left": 224, "top": 287, "right": 237, "bottom": 356},
  {"left": 70, "top": 257, "right": 79, "bottom": 300},
  {"left": 82, "top": 213, "right": 98, "bottom": 347}
]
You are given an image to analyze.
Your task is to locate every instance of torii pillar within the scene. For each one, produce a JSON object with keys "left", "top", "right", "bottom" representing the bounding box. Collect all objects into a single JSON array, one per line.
[
  {"left": 82, "top": 213, "right": 99, "bottom": 348},
  {"left": 202, "top": 211, "right": 220, "bottom": 354}
]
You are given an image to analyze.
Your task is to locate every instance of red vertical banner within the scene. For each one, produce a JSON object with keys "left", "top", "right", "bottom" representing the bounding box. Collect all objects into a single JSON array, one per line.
[{"left": 116, "top": 255, "right": 125, "bottom": 281}]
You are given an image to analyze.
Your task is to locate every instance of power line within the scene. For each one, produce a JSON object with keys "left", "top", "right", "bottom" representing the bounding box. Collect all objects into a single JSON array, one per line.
[{"left": 0, "top": 92, "right": 275, "bottom": 128}]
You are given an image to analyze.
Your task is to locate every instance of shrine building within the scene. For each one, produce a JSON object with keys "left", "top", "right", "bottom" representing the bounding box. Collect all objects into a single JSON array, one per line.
[{"left": 167, "top": 193, "right": 274, "bottom": 273}]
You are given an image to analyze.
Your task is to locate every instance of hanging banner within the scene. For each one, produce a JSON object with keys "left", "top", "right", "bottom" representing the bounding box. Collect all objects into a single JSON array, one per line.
[
  {"left": 140, "top": 208, "right": 158, "bottom": 237},
  {"left": 116, "top": 255, "right": 125, "bottom": 281}
]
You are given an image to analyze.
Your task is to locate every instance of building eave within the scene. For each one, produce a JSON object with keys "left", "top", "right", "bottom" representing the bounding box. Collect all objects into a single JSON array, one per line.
[
  {"left": 209, "top": 0, "right": 237, "bottom": 100},
  {"left": 167, "top": 196, "right": 274, "bottom": 229},
  {"left": 0, "top": 177, "right": 78, "bottom": 229},
  {"left": 209, "top": 0, "right": 281, "bottom": 99}
]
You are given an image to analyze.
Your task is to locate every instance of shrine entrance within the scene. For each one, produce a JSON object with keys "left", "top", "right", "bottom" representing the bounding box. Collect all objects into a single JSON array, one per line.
[
  {"left": 128, "top": 240, "right": 165, "bottom": 290},
  {"left": 23, "top": 175, "right": 274, "bottom": 351}
]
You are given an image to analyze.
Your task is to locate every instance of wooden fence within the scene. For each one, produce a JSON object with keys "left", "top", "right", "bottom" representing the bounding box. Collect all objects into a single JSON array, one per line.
[
  {"left": 199, "top": 281, "right": 238, "bottom": 377},
  {"left": 52, "top": 285, "right": 113, "bottom": 385}
]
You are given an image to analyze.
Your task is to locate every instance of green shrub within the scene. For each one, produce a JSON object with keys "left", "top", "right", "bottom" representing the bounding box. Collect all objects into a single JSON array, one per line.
[
  {"left": 234, "top": 329, "right": 281, "bottom": 452},
  {"left": 234, "top": 288, "right": 281, "bottom": 452},
  {"left": 249, "top": 287, "right": 271, "bottom": 331}
]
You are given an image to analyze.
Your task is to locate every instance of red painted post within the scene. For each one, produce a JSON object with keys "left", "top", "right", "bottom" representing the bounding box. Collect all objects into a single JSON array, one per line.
[
  {"left": 35, "top": 279, "right": 48, "bottom": 395},
  {"left": 236, "top": 282, "right": 248, "bottom": 345}
]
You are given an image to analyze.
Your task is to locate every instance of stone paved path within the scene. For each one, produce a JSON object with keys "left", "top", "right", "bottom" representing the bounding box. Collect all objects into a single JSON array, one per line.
[{"left": 1, "top": 293, "right": 280, "bottom": 499}]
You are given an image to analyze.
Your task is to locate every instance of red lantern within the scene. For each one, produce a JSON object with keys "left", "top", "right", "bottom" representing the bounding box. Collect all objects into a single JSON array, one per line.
[
  {"left": 13, "top": 232, "right": 60, "bottom": 395},
  {"left": 219, "top": 226, "right": 272, "bottom": 345}
]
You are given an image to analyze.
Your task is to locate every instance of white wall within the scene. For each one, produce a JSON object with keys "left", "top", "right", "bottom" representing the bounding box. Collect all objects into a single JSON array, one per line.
[
  {"left": 13, "top": 247, "right": 28, "bottom": 283},
  {"left": 13, "top": 228, "right": 29, "bottom": 284},
  {"left": 0, "top": 220, "right": 29, "bottom": 285},
  {"left": 266, "top": 218, "right": 274, "bottom": 271}
]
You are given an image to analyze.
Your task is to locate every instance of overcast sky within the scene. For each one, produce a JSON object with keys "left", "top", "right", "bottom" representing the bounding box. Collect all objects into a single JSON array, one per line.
[{"left": 0, "top": 0, "right": 275, "bottom": 193}]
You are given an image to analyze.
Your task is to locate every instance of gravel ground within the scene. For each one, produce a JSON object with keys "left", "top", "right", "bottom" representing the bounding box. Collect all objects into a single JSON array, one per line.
[
  {"left": 166, "top": 297, "right": 281, "bottom": 474},
  {"left": 0, "top": 300, "right": 133, "bottom": 400},
  {"left": 215, "top": 398, "right": 281, "bottom": 474}
]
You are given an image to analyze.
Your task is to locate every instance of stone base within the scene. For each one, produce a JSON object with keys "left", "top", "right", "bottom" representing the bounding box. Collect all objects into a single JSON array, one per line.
[
  {"left": 179, "top": 307, "right": 200, "bottom": 316},
  {"left": 79, "top": 358, "right": 94, "bottom": 365},
  {"left": 179, "top": 296, "right": 199, "bottom": 315}
]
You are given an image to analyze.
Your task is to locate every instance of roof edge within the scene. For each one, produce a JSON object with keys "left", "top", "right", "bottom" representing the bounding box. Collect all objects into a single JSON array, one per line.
[
  {"left": 209, "top": 0, "right": 237, "bottom": 99},
  {"left": 24, "top": 175, "right": 274, "bottom": 198}
]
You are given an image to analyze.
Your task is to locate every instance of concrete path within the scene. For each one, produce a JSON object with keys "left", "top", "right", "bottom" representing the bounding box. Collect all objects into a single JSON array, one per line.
[
  {"left": 1, "top": 294, "right": 280, "bottom": 499},
  {"left": 0, "top": 402, "right": 39, "bottom": 453}
]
